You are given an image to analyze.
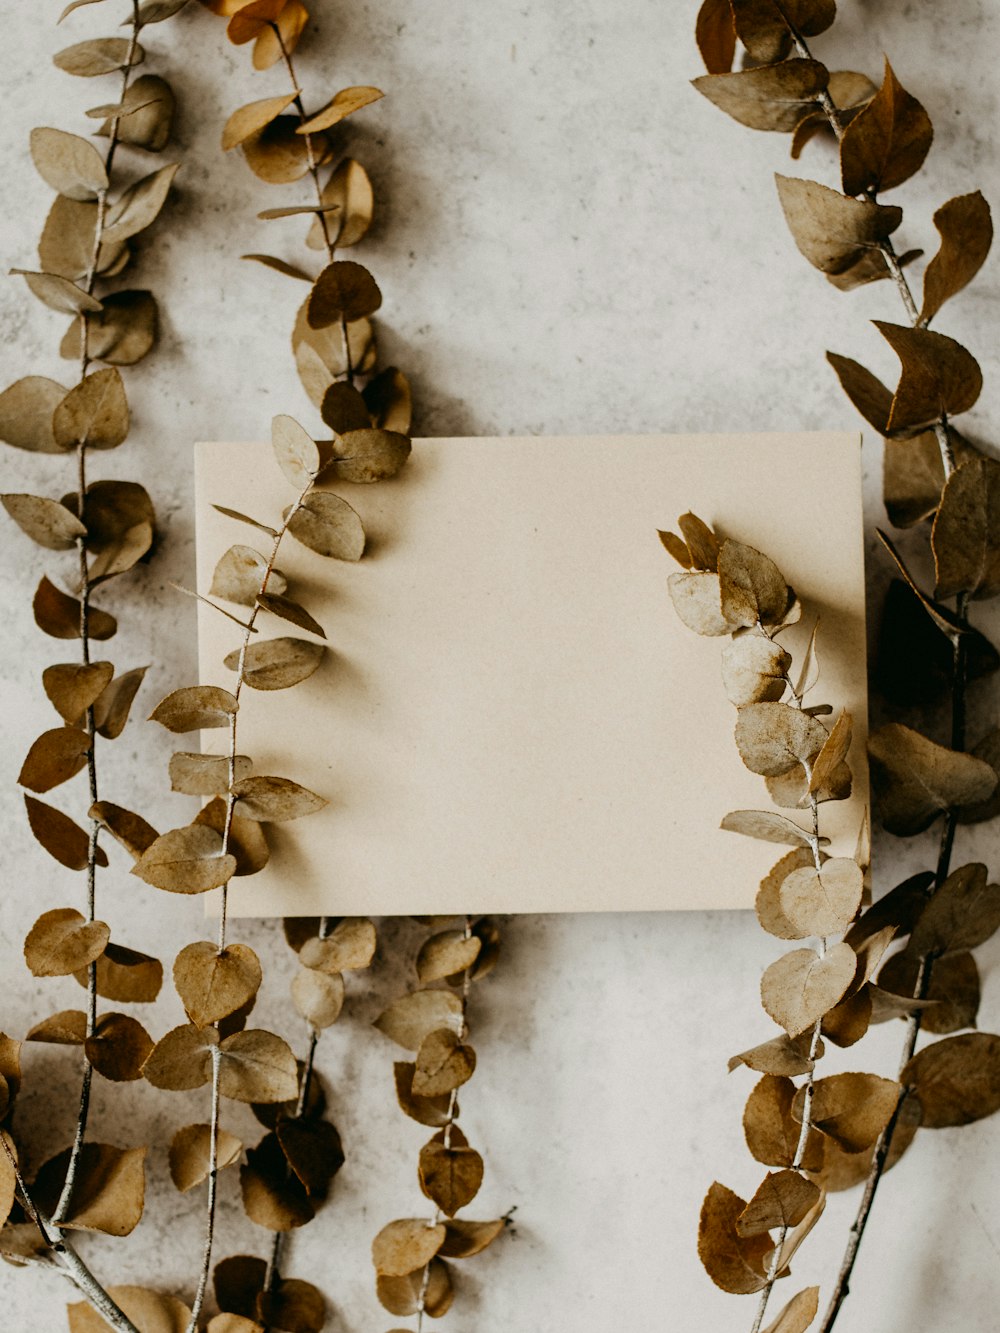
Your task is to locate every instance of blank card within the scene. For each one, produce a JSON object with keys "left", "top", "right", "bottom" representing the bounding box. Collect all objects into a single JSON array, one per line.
[{"left": 194, "top": 433, "right": 868, "bottom": 917}]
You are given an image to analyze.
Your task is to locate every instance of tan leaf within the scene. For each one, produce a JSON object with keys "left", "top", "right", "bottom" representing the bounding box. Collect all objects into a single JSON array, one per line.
[
  {"left": 219, "top": 1029, "right": 299, "bottom": 1103},
  {"left": 376, "top": 1258, "right": 453, "bottom": 1319},
  {"left": 272, "top": 413, "right": 321, "bottom": 489},
  {"left": 775, "top": 175, "right": 901, "bottom": 275},
  {"left": 85, "top": 1013, "right": 154, "bottom": 1082},
  {"left": 839, "top": 58, "right": 932, "bottom": 196},
  {"left": 24, "top": 906, "right": 109, "bottom": 977},
  {"left": 722, "top": 809, "right": 822, "bottom": 847},
  {"left": 757, "top": 848, "right": 819, "bottom": 940},
  {"left": 150, "top": 684, "right": 238, "bottom": 731},
  {"left": 244, "top": 116, "right": 318, "bottom": 184},
  {"left": 821, "top": 986, "right": 873, "bottom": 1048},
  {"left": 0, "top": 376, "right": 68, "bottom": 453},
  {"left": 692, "top": 60, "right": 828, "bottom": 133},
  {"left": 883, "top": 430, "right": 972, "bottom": 529},
  {"left": 132, "top": 825, "right": 237, "bottom": 893},
  {"left": 206, "top": 1318, "right": 263, "bottom": 1333},
  {"left": 174, "top": 941, "right": 262, "bottom": 1028},
  {"left": 291, "top": 967, "right": 344, "bottom": 1029},
  {"left": 30, "top": 126, "right": 108, "bottom": 200},
  {"left": 232, "top": 774, "right": 327, "bottom": 821},
  {"left": 48, "top": 1145, "right": 146, "bottom": 1236},
  {"left": 307, "top": 158, "right": 374, "bottom": 251},
  {"left": 744, "top": 1074, "right": 821, "bottom": 1170},
  {"left": 222, "top": 93, "right": 298, "bottom": 151},
  {"left": 256, "top": 1278, "right": 326, "bottom": 1332},
  {"left": 728, "top": 1032, "right": 820, "bottom": 1078},
  {"left": 792, "top": 1072, "right": 899, "bottom": 1151},
  {"left": 89, "top": 801, "right": 159, "bottom": 860},
  {"left": 257, "top": 592, "right": 325, "bottom": 639},
  {"left": 2, "top": 493, "right": 86, "bottom": 550},
  {"left": 909, "top": 862, "right": 1000, "bottom": 956},
  {"left": 43, "top": 661, "right": 114, "bottom": 724},
  {"left": 668, "top": 570, "right": 734, "bottom": 636},
  {"left": 921, "top": 191, "right": 993, "bottom": 324},
  {"left": 393, "top": 1061, "right": 454, "bottom": 1127},
  {"left": 93, "top": 74, "right": 175, "bottom": 153},
  {"left": 71, "top": 943, "right": 161, "bottom": 1006},
  {"left": 27, "top": 1009, "right": 87, "bottom": 1044},
  {"left": 63, "top": 290, "right": 159, "bottom": 367},
  {"left": 869, "top": 723, "right": 997, "bottom": 835},
  {"left": 439, "top": 1217, "right": 506, "bottom": 1259},
  {"left": 761, "top": 943, "right": 857, "bottom": 1036},
  {"left": 762, "top": 1287, "right": 820, "bottom": 1333},
  {"left": 879, "top": 949, "right": 980, "bottom": 1035},
  {"left": 418, "top": 1127, "right": 483, "bottom": 1216},
  {"left": 326, "top": 428, "right": 412, "bottom": 484},
  {"left": 225, "top": 636, "right": 325, "bottom": 691},
  {"left": 876, "top": 321, "right": 983, "bottom": 436},
  {"left": 18, "top": 725, "right": 90, "bottom": 793},
  {"left": 735, "top": 702, "right": 828, "bottom": 778},
  {"left": 293, "top": 309, "right": 375, "bottom": 405},
  {"left": 168, "top": 1123, "right": 243, "bottom": 1193},
  {"left": 194, "top": 797, "right": 270, "bottom": 877},
  {"left": 737, "top": 1169, "right": 820, "bottom": 1237},
  {"left": 287, "top": 490, "right": 365, "bottom": 561},
  {"left": 809, "top": 709, "right": 852, "bottom": 796},
  {"left": 779, "top": 858, "right": 864, "bottom": 938},
  {"left": 826, "top": 244, "right": 922, "bottom": 292},
  {"left": 697, "top": 1182, "right": 771, "bottom": 1295},
  {"left": 372, "top": 1218, "right": 447, "bottom": 1278},
  {"left": 169, "top": 752, "right": 251, "bottom": 796},
  {"left": 102, "top": 163, "right": 179, "bottom": 245},
  {"left": 730, "top": 0, "right": 834, "bottom": 63},
  {"left": 240, "top": 1133, "right": 314, "bottom": 1231},
  {"left": 210, "top": 545, "right": 285, "bottom": 605},
  {"left": 413, "top": 1028, "right": 476, "bottom": 1097},
  {"left": 53, "top": 368, "right": 129, "bottom": 450},
  {"left": 308, "top": 260, "right": 382, "bottom": 329},
  {"left": 932, "top": 458, "right": 1000, "bottom": 600},
  {"left": 300, "top": 917, "right": 376, "bottom": 973},
  {"left": 375, "top": 989, "right": 464, "bottom": 1050},
  {"left": 299, "top": 85, "right": 384, "bottom": 134},
  {"left": 900, "top": 1037, "right": 1000, "bottom": 1129},
  {"left": 143, "top": 1023, "right": 218, "bottom": 1090},
  {"left": 251, "top": 0, "right": 308, "bottom": 69},
  {"left": 25, "top": 793, "right": 106, "bottom": 870},
  {"left": 718, "top": 540, "right": 791, "bottom": 628},
  {"left": 722, "top": 635, "right": 790, "bottom": 706},
  {"left": 54, "top": 36, "right": 145, "bottom": 77},
  {"left": 11, "top": 269, "right": 102, "bottom": 316},
  {"left": 416, "top": 930, "right": 482, "bottom": 984},
  {"left": 67, "top": 1286, "right": 191, "bottom": 1333}
]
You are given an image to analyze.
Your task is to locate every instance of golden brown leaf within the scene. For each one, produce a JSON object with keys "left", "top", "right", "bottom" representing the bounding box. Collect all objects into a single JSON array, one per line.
[
  {"left": 220, "top": 1029, "right": 299, "bottom": 1103},
  {"left": 909, "top": 862, "right": 1000, "bottom": 955},
  {"left": 412, "top": 1028, "right": 476, "bottom": 1097},
  {"left": 63, "top": 291, "right": 159, "bottom": 368},
  {"left": 252, "top": 0, "right": 308, "bottom": 69},
  {"left": 393, "top": 1061, "right": 454, "bottom": 1127},
  {"left": 731, "top": 0, "right": 834, "bottom": 63},
  {"left": 24, "top": 793, "right": 106, "bottom": 870},
  {"left": 439, "top": 1217, "right": 506, "bottom": 1259},
  {"left": 174, "top": 941, "right": 262, "bottom": 1028},
  {"left": 27, "top": 1009, "right": 87, "bottom": 1045},
  {"left": 826, "top": 244, "right": 922, "bottom": 292},
  {"left": 0, "top": 376, "right": 68, "bottom": 453},
  {"left": 150, "top": 684, "right": 238, "bottom": 731},
  {"left": 762, "top": 1287, "right": 820, "bottom": 1333},
  {"left": 695, "top": 0, "right": 736, "bottom": 73},
  {"left": 30, "top": 126, "right": 108, "bottom": 200},
  {"left": 718, "top": 539, "right": 791, "bottom": 628},
  {"left": 876, "top": 320, "right": 982, "bottom": 436},
  {"left": 775, "top": 175, "right": 902, "bottom": 275},
  {"left": 728, "top": 1032, "right": 820, "bottom": 1077},
  {"left": 826, "top": 352, "right": 893, "bottom": 435},
  {"left": 737, "top": 1169, "right": 820, "bottom": 1238},
  {"left": 256, "top": 592, "right": 325, "bottom": 638},
  {"left": 143, "top": 1023, "right": 218, "bottom": 1091},
  {"left": 693, "top": 60, "right": 829, "bottom": 133},
  {"left": 298, "top": 85, "right": 384, "bottom": 134},
  {"left": 88, "top": 801, "right": 159, "bottom": 860},
  {"left": 840, "top": 59, "right": 932, "bottom": 196},
  {"left": 52, "top": 367, "right": 129, "bottom": 450},
  {"left": 809, "top": 709, "right": 852, "bottom": 796},
  {"left": 211, "top": 544, "right": 285, "bottom": 606},
  {"left": 76, "top": 941, "right": 163, "bottom": 1002},
  {"left": 24, "top": 906, "right": 109, "bottom": 977},
  {"left": 66, "top": 1286, "right": 190, "bottom": 1332},
  {"left": 761, "top": 943, "right": 857, "bottom": 1036},
  {"left": 793, "top": 1072, "right": 899, "bottom": 1152},
  {"left": 932, "top": 458, "right": 1000, "bottom": 600},
  {"left": 779, "top": 858, "right": 864, "bottom": 938},
  {"left": 307, "top": 158, "right": 374, "bottom": 250},
  {"left": 879, "top": 949, "right": 979, "bottom": 1035},
  {"left": 94, "top": 74, "right": 175, "bottom": 153},
  {"left": 743, "top": 1074, "right": 820, "bottom": 1170},
  {"left": 821, "top": 987, "right": 873, "bottom": 1048},
  {"left": 194, "top": 797, "right": 270, "bottom": 876},
  {"left": 372, "top": 1218, "right": 447, "bottom": 1278},
  {"left": 299, "top": 917, "right": 376, "bottom": 972},
  {"left": 326, "top": 429, "right": 412, "bottom": 485},
  {"left": 169, "top": 751, "right": 249, "bottom": 796},
  {"left": 84, "top": 1012, "right": 154, "bottom": 1083},
  {"left": 375, "top": 989, "right": 464, "bottom": 1050},
  {"left": 416, "top": 930, "right": 482, "bottom": 984},
  {"left": 722, "top": 636, "right": 791, "bottom": 707},
  {"left": 735, "top": 703, "right": 827, "bottom": 778},
  {"left": 213, "top": 1254, "right": 267, "bottom": 1321},
  {"left": 868, "top": 723, "right": 997, "bottom": 836},
  {"left": 222, "top": 93, "right": 298, "bottom": 151},
  {"left": 921, "top": 191, "right": 993, "bottom": 324},
  {"left": 18, "top": 725, "right": 90, "bottom": 793},
  {"left": 418, "top": 1126, "right": 483, "bottom": 1216},
  {"left": 43, "top": 661, "right": 114, "bottom": 724},
  {"left": 43, "top": 1144, "right": 146, "bottom": 1236},
  {"left": 168, "top": 1123, "right": 243, "bottom": 1193},
  {"left": 131, "top": 825, "right": 237, "bottom": 893},
  {"left": 697, "top": 1181, "right": 771, "bottom": 1295},
  {"left": 668, "top": 570, "right": 734, "bottom": 636},
  {"left": 376, "top": 1258, "right": 453, "bottom": 1319},
  {"left": 244, "top": 117, "right": 319, "bottom": 184},
  {"left": 256, "top": 1278, "right": 326, "bottom": 1332}
]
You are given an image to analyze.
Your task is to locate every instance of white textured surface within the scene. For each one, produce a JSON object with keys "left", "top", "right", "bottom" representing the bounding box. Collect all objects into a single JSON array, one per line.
[{"left": 0, "top": 2, "right": 999, "bottom": 1332}]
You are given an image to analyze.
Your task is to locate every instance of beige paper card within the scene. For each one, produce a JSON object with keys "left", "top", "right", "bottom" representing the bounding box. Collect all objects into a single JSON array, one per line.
[{"left": 194, "top": 432, "right": 868, "bottom": 917}]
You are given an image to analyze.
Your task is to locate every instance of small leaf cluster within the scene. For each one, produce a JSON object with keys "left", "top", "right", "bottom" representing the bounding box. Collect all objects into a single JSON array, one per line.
[{"left": 371, "top": 916, "right": 507, "bottom": 1324}]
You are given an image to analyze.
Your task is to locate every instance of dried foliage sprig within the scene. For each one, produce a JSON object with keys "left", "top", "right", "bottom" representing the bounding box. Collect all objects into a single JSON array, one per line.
[
  {"left": 372, "top": 916, "right": 507, "bottom": 1325},
  {"left": 0, "top": 0, "right": 181, "bottom": 1325},
  {"left": 685, "top": 2, "right": 1000, "bottom": 1327}
]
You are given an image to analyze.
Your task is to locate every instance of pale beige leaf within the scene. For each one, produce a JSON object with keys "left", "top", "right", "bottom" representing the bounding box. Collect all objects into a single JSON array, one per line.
[
  {"left": 375, "top": 989, "right": 463, "bottom": 1050},
  {"left": 722, "top": 809, "right": 821, "bottom": 847},
  {"left": 232, "top": 774, "right": 327, "bottom": 821},
  {"left": 102, "top": 163, "right": 180, "bottom": 245},
  {"left": 2, "top": 493, "right": 86, "bottom": 550},
  {"left": 291, "top": 967, "right": 344, "bottom": 1029},
  {"left": 692, "top": 60, "right": 828, "bottom": 133},
  {"left": 169, "top": 751, "right": 251, "bottom": 796},
  {"left": 224, "top": 636, "right": 325, "bottom": 691},
  {"left": 762, "top": 1287, "right": 820, "bottom": 1333},
  {"left": 761, "top": 943, "right": 857, "bottom": 1036},
  {"left": 30, "top": 126, "right": 108, "bottom": 200},
  {"left": 287, "top": 490, "right": 365, "bottom": 560},
  {"left": 668, "top": 570, "right": 733, "bottom": 636},
  {"left": 735, "top": 702, "right": 828, "bottom": 777},
  {"left": 0, "top": 376, "right": 68, "bottom": 453},
  {"left": 775, "top": 174, "right": 901, "bottom": 275},
  {"left": 299, "top": 917, "right": 376, "bottom": 972},
  {"left": 272, "top": 413, "right": 320, "bottom": 488},
  {"left": 779, "top": 858, "right": 864, "bottom": 938},
  {"left": 11, "top": 268, "right": 103, "bottom": 316},
  {"left": 722, "top": 635, "right": 790, "bottom": 706}
]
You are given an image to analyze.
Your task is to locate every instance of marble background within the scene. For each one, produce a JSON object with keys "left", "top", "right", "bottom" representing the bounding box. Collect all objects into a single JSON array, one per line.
[{"left": 2, "top": 1, "right": 1000, "bottom": 1330}]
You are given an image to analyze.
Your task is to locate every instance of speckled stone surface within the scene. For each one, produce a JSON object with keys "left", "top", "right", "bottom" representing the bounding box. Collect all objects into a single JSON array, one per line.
[{"left": 2, "top": 2, "right": 1000, "bottom": 1330}]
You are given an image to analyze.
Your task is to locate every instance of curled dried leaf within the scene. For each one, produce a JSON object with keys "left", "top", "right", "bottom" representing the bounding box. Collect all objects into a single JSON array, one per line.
[
  {"left": 792, "top": 1071, "right": 899, "bottom": 1151},
  {"left": 27, "top": 1010, "right": 87, "bottom": 1045},
  {"left": 737, "top": 1169, "right": 820, "bottom": 1238},
  {"left": 416, "top": 930, "right": 482, "bottom": 984},
  {"left": 194, "top": 797, "right": 270, "bottom": 877},
  {"left": 308, "top": 158, "right": 374, "bottom": 250},
  {"left": 327, "top": 429, "right": 412, "bottom": 484},
  {"left": 697, "top": 1182, "right": 770, "bottom": 1295},
  {"left": 102, "top": 163, "right": 180, "bottom": 246},
  {"left": 692, "top": 60, "right": 829, "bottom": 134},
  {"left": 77, "top": 940, "right": 163, "bottom": 1003},
  {"left": 775, "top": 175, "right": 902, "bottom": 275},
  {"left": 37, "top": 1144, "right": 146, "bottom": 1237},
  {"left": 921, "top": 191, "right": 993, "bottom": 325},
  {"left": 43, "top": 661, "right": 114, "bottom": 724},
  {"left": 95, "top": 74, "right": 176, "bottom": 152},
  {"left": 393, "top": 1062, "right": 453, "bottom": 1127},
  {"left": 439, "top": 1217, "right": 506, "bottom": 1259},
  {"left": 839, "top": 59, "right": 932, "bottom": 196},
  {"left": 85, "top": 1013, "right": 154, "bottom": 1082},
  {"left": 169, "top": 1123, "right": 243, "bottom": 1193}
]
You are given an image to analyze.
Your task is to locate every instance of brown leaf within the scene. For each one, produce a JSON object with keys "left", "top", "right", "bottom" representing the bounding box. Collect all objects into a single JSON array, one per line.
[
  {"left": 287, "top": 491, "right": 365, "bottom": 560},
  {"left": 11, "top": 268, "right": 103, "bottom": 316},
  {"left": 169, "top": 752, "right": 250, "bottom": 796},
  {"left": 307, "top": 261, "right": 382, "bottom": 329},
  {"left": 143, "top": 1023, "right": 218, "bottom": 1091},
  {"left": 840, "top": 59, "right": 932, "bottom": 196},
  {"left": 257, "top": 592, "right": 325, "bottom": 638},
  {"left": 132, "top": 825, "right": 237, "bottom": 893},
  {"left": 150, "top": 684, "right": 238, "bottom": 731},
  {"left": 884, "top": 423, "right": 958, "bottom": 526},
  {"left": 168, "top": 1122, "right": 242, "bottom": 1193},
  {"left": 251, "top": 0, "right": 308, "bottom": 69},
  {"left": 735, "top": 703, "right": 828, "bottom": 778},
  {"left": 299, "top": 85, "right": 384, "bottom": 134},
  {"left": 276, "top": 1117, "right": 344, "bottom": 1197},
  {"left": 222, "top": 93, "right": 298, "bottom": 151},
  {"left": 737, "top": 1169, "right": 820, "bottom": 1238},
  {"left": 53, "top": 368, "right": 129, "bottom": 450},
  {"left": 27, "top": 1009, "right": 87, "bottom": 1045},
  {"left": 293, "top": 309, "right": 375, "bottom": 405},
  {"left": 693, "top": 60, "right": 829, "bottom": 133},
  {"left": 241, "top": 1133, "right": 314, "bottom": 1231},
  {"left": 779, "top": 858, "right": 864, "bottom": 938},
  {"left": 307, "top": 158, "right": 374, "bottom": 251},
  {"left": 40, "top": 196, "right": 126, "bottom": 280},
  {"left": 744, "top": 1074, "right": 821, "bottom": 1170},
  {"left": 826, "top": 352, "right": 894, "bottom": 435},
  {"left": 902, "top": 1033, "right": 1000, "bottom": 1128},
  {"left": 416, "top": 930, "right": 482, "bottom": 984},
  {"left": 101, "top": 162, "right": 179, "bottom": 246},
  {"left": 25, "top": 793, "right": 106, "bottom": 870},
  {"left": 844, "top": 872, "right": 933, "bottom": 951},
  {"left": 722, "top": 809, "right": 822, "bottom": 848},
  {"left": 793, "top": 1072, "right": 899, "bottom": 1151},
  {"left": 300, "top": 917, "right": 376, "bottom": 973},
  {"left": 24, "top": 906, "right": 109, "bottom": 977},
  {"left": 43, "top": 661, "right": 113, "bottom": 725},
  {"left": 439, "top": 1217, "right": 506, "bottom": 1259},
  {"left": 290, "top": 967, "right": 344, "bottom": 1030},
  {"left": 0, "top": 376, "right": 68, "bottom": 453},
  {"left": 319, "top": 382, "right": 371, "bottom": 434},
  {"left": 869, "top": 723, "right": 997, "bottom": 835},
  {"left": 41, "top": 1144, "right": 146, "bottom": 1236},
  {"left": 213, "top": 1255, "right": 266, "bottom": 1321},
  {"left": 376, "top": 1259, "right": 453, "bottom": 1319},
  {"left": 921, "top": 191, "right": 993, "bottom": 324},
  {"left": 375, "top": 989, "right": 464, "bottom": 1050},
  {"left": 372, "top": 1218, "right": 447, "bottom": 1278},
  {"left": 326, "top": 429, "right": 412, "bottom": 484},
  {"left": 932, "top": 458, "right": 1000, "bottom": 601},
  {"left": 63, "top": 290, "right": 159, "bottom": 367},
  {"left": 194, "top": 797, "right": 270, "bottom": 877},
  {"left": 18, "top": 726, "right": 90, "bottom": 793},
  {"left": 762, "top": 1287, "right": 821, "bottom": 1333},
  {"left": 220, "top": 1030, "right": 299, "bottom": 1103},
  {"left": 206, "top": 1316, "right": 263, "bottom": 1333},
  {"left": 30, "top": 126, "right": 108, "bottom": 200},
  {"left": 225, "top": 636, "right": 325, "bottom": 691},
  {"left": 413, "top": 1028, "right": 476, "bottom": 1097},
  {"left": 89, "top": 801, "right": 159, "bottom": 860},
  {"left": 775, "top": 175, "right": 902, "bottom": 275},
  {"left": 76, "top": 941, "right": 163, "bottom": 1003},
  {"left": 211, "top": 545, "right": 285, "bottom": 605},
  {"left": 85, "top": 1013, "right": 154, "bottom": 1082},
  {"left": 213, "top": 504, "right": 279, "bottom": 539},
  {"left": 393, "top": 1061, "right": 454, "bottom": 1127},
  {"left": 730, "top": 0, "right": 834, "bottom": 63},
  {"left": 722, "top": 636, "right": 790, "bottom": 707},
  {"left": 880, "top": 949, "right": 980, "bottom": 1035},
  {"left": 810, "top": 710, "right": 852, "bottom": 796},
  {"left": 363, "top": 366, "right": 412, "bottom": 433},
  {"left": 826, "top": 244, "right": 922, "bottom": 292},
  {"left": 231, "top": 775, "right": 326, "bottom": 822},
  {"left": 174, "top": 941, "right": 262, "bottom": 1028},
  {"left": 419, "top": 1127, "right": 483, "bottom": 1216},
  {"left": 761, "top": 943, "right": 858, "bottom": 1036},
  {"left": 909, "top": 862, "right": 1000, "bottom": 956},
  {"left": 718, "top": 540, "right": 791, "bottom": 628},
  {"left": 241, "top": 253, "right": 311, "bottom": 282},
  {"left": 697, "top": 1182, "right": 771, "bottom": 1295},
  {"left": 728, "top": 1032, "right": 820, "bottom": 1077},
  {"left": 957, "top": 729, "right": 1000, "bottom": 825},
  {"left": 696, "top": 0, "right": 736, "bottom": 73},
  {"left": 792, "top": 70, "right": 877, "bottom": 158},
  {"left": 876, "top": 321, "right": 983, "bottom": 436},
  {"left": 2, "top": 493, "right": 86, "bottom": 550},
  {"left": 256, "top": 1277, "right": 326, "bottom": 1332},
  {"left": 66, "top": 1286, "right": 193, "bottom": 1333},
  {"left": 94, "top": 74, "right": 176, "bottom": 153},
  {"left": 244, "top": 116, "right": 319, "bottom": 184}
]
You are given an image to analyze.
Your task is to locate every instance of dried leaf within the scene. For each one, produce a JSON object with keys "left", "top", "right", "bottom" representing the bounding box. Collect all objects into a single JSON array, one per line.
[
  {"left": 43, "top": 661, "right": 114, "bottom": 724},
  {"left": 291, "top": 967, "right": 344, "bottom": 1029},
  {"left": 307, "top": 158, "right": 374, "bottom": 250},
  {"left": 416, "top": 931, "right": 482, "bottom": 984},
  {"left": 25, "top": 793, "right": 107, "bottom": 870},
  {"left": 668, "top": 571, "right": 734, "bottom": 636},
  {"left": 376, "top": 1259, "right": 453, "bottom": 1319},
  {"left": 18, "top": 725, "right": 90, "bottom": 793},
  {"left": 307, "top": 261, "right": 382, "bottom": 329},
  {"left": 775, "top": 175, "right": 902, "bottom": 275},
  {"left": 697, "top": 1182, "right": 771, "bottom": 1294},
  {"left": 921, "top": 191, "right": 993, "bottom": 324},
  {"left": 169, "top": 752, "right": 251, "bottom": 796},
  {"left": 793, "top": 1072, "right": 899, "bottom": 1152},
  {"left": 169, "top": 1123, "right": 242, "bottom": 1193},
  {"left": 0, "top": 376, "right": 67, "bottom": 453},
  {"left": 325, "top": 429, "right": 412, "bottom": 484},
  {"left": 439, "top": 1217, "right": 506, "bottom": 1259},
  {"left": 744, "top": 1074, "right": 820, "bottom": 1170},
  {"left": 737, "top": 1169, "right": 820, "bottom": 1238},
  {"left": 143, "top": 1023, "right": 217, "bottom": 1090},
  {"left": 876, "top": 321, "right": 983, "bottom": 436},
  {"left": 207, "top": 1317, "right": 263, "bottom": 1333},
  {"left": 39, "top": 1144, "right": 146, "bottom": 1236},
  {"left": 932, "top": 458, "right": 1000, "bottom": 600},
  {"left": 174, "top": 941, "right": 262, "bottom": 1028},
  {"left": 372, "top": 1218, "right": 447, "bottom": 1278},
  {"left": 821, "top": 986, "right": 873, "bottom": 1048},
  {"left": 722, "top": 635, "right": 791, "bottom": 706},
  {"left": 417, "top": 1126, "right": 483, "bottom": 1217},
  {"left": 102, "top": 163, "right": 179, "bottom": 245},
  {"left": 840, "top": 59, "right": 932, "bottom": 196},
  {"left": 93, "top": 666, "right": 148, "bottom": 738},
  {"left": 729, "top": 1032, "right": 819, "bottom": 1077},
  {"left": 30, "top": 126, "right": 108, "bottom": 200},
  {"left": 94, "top": 74, "right": 176, "bottom": 152},
  {"left": 287, "top": 491, "right": 365, "bottom": 561},
  {"left": 902, "top": 1033, "right": 1000, "bottom": 1128},
  {"left": 735, "top": 703, "right": 828, "bottom": 778},
  {"left": 276, "top": 1117, "right": 344, "bottom": 1197},
  {"left": 251, "top": 0, "right": 308, "bottom": 69},
  {"left": 692, "top": 60, "right": 829, "bottom": 133},
  {"left": 393, "top": 1061, "right": 453, "bottom": 1127},
  {"left": 150, "top": 685, "right": 238, "bottom": 731},
  {"left": 779, "top": 858, "right": 864, "bottom": 938},
  {"left": 762, "top": 1288, "right": 820, "bottom": 1333},
  {"left": 131, "top": 825, "right": 237, "bottom": 893},
  {"left": 761, "top": 943, "right": 857, "bottom": 1036},
  {"left": 241, "top": 253, "right": 311, "bottom": 282},
  {"left": 222, "top": 93, "right": 298, "bottom": 151},
  {"left": 909, "top": 862, "right": 1000, "bottom": 956},
  {"left": 827, "top": 244, "right": 922, "bottom": 292},
  {"left": 412, "top": 1028, "right": 476, "bottom": 1097},
  {"left": 53, "top": 368, "right": 129, "bottom": 451},
  {"left": 67, "top": 1285, "right": 191, "bottom": 1333},
  {"left": 869, "top": 723, "right": 997, "bottom": 836},
  {"left": 845, "top": 872, "right": 933, "bottom": 952},
  {"left": 85, "top": 1013, "right": 154, "bottom": 1082},
  {"left": 718, "top": 540, "right": 791, "bottom": 627},
  {"left": 194, "top": 797, "right": 270, "bottom": 877},
  {"left": 2, "top": 493, "right": 86, "bottom": 551},
  {"left": 213, "top": 504, "right": 279, "bottom": 539},
  {"left": 244, "top": 116, "right": 318, "bottom": 184},
  {"left": 225, "top": 637, "right": 325, "bottom": 693},
  {"left": 880, "top": 949, "right": 980, "bottom": 1035},
  {"left": 214, "top": 1255, "right": 267, "bottom": 1322},
  {"left": 731, "top": 0, "right": 835, "bottom": 63},
  {"left": 957, "top": 729, "right": 1000, "bottom": 825},
  {"left": 229, "top": 773, "right": 323, "bottom": 820},
  {"left": 210, "top": 545, "right": 281, "bottom": 606},
  {"left": 810, "top": 710, "right": 852, "bottom": 795},
  {"left": 219, "top": 1029, "right": 299, "bottom": 1103},
  {"left": 257, "top": 592, "right": 325, "bottom": 638},
  {"left": 758, "top": 848, "right": 818, "bottom": 940},
  {"left": 293, "top": 308, "right": 375, "bottom": 404},
  {"left": 24, "top": 906, "right": 109, "bottom": 977},
  {"left": 241, "top": 1133, "right": 314, "bottom": 1230},
  {"left": 272, "top": 414, "right": 320, "bottom": 489},
  {"left": 76, "top": 940, "right": 162, "bottom": 1002},
  {"left": 299, "top": 85, "right": 384, "bottom": 135},
  {"left": 54, "top": 36, "right": 143, "bottom": 76},
  {"left": 27, "top": 1010, "right": 87, "bottom": 1045},
  {"left": 299, "top": 917, "right": 376, "bottom": 973},
  {"left": 256, "top": 1277, "right": 326, "bottom": 1332},
  {"left": 11, "top": 268, "right": 103, "bottom": 316},
  {"left": 722, "top": 809, "right": 821, "bottom": 847},
  {"left": 376, "top": 990, "right": 464, "bottom": 1050},
  {"left": 826, "top": 352, "right": 894, "bottom": 435},
  {"left": 63, "top": 290, "right": 159, "bottom": 367},
  {"left": 695, "top": 0, "right": 736, "bottom": 73}
]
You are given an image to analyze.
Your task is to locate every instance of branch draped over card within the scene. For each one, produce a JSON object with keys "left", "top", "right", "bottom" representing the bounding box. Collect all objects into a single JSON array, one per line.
[{"left": 194, "top": 433, "right": 868, "bottom": 916}]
